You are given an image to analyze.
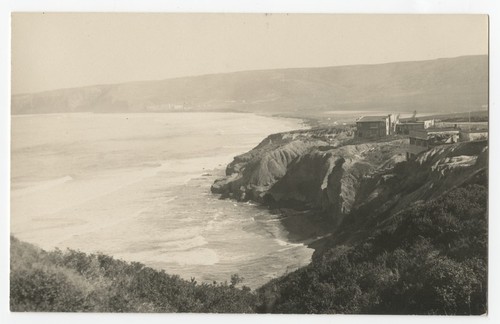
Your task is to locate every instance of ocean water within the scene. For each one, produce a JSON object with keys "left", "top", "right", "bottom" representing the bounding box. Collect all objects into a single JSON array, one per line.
[{"left": 11, "top": 112, "right": 313, "bottom": 289}]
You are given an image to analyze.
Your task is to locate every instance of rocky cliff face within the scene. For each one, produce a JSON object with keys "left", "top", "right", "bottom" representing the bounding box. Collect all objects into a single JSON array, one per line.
[
  {"left": 314, "top": 138, "right": 488, "bottom": 254},
  {"left": 212, "top": 131, "right": 328, "bottom": 202},
  {"left": 212, "top": 128, "right": 408, "bottom": 227},
  {"left": 212, "top": 128, "right": 488, "bottom": 243}
]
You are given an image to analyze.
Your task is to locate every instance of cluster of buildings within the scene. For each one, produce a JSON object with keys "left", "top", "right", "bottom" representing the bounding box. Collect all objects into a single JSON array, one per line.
[{"left": 355, "top": 114, "right": 488, "bottom": 159}]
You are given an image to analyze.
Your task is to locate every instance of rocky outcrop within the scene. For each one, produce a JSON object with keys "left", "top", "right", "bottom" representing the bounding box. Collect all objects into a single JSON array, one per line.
[
  {"left": 327, "top": 139, "right": 489, "bottom": 246},
  {"left": 212, "top": 127, "right": 488, "bottom": 240},
  {"left": 212, "top": 128, "right": 408, "bottom": 227},
  {"left": 211, "top": 134, "right": 328, "bottom": 202}
]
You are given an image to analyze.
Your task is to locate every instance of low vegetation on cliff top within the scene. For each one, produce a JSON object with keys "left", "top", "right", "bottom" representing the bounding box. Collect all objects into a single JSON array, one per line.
[
  {"left": 10, "top": 236, "right": 256, "bottom": 313},
  {"left": 257, "top": 183, "right": 487, "bottom": 314}
]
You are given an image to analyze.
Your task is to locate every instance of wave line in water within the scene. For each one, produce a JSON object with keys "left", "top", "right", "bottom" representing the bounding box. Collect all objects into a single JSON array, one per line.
[
  {"left": 157, "top": 235, "right": 209, "bottom": 252},
  {"left": 11, "top": 175, "right": 73, "bottom": 198}
]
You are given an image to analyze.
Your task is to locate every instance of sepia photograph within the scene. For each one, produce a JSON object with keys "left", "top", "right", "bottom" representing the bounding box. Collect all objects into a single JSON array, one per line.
[{"left": 2, "top": 5, "right": 495, "bottom": 321}]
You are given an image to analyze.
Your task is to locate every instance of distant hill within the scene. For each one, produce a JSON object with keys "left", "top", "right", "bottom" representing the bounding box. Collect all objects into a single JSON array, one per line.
[{"left": 12, "top": 55, "right": 488, "bottom": 115}]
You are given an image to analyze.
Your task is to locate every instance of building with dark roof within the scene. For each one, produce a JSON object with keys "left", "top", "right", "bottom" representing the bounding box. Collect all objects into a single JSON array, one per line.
[
  {"left": 407, "top": 127, "right": 460, "bottom": 158},
  {"left": 356, "top": 115, "right": 396, "bottom": 138}
]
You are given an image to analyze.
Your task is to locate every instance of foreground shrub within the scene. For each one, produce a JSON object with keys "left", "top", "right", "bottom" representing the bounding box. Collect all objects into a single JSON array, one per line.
[
  {"left": 257, "top": 184, "right": 488, "bottom": 315},
  {"left": 10, "top": 236, "right": 256, "bottom": 313}
]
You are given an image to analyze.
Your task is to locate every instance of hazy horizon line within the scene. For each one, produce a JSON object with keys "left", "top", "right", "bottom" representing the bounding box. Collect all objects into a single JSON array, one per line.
[{"left": 12, "top": 53, "right": 488, "bottom": 97}]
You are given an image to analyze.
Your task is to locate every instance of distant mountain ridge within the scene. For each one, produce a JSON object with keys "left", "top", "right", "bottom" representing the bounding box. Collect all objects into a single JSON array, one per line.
[{"left": 12, "top": 55, "right": 488, "bottom": 115}]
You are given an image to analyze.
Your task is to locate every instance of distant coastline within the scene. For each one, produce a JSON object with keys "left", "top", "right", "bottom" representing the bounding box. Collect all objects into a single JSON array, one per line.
[{"left": 12, "top": 55, "right": 488, "bottom": 116}]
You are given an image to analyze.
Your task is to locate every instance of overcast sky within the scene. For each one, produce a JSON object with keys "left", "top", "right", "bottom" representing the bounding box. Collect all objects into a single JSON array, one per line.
[{"left": 11, "top": 13, "right": 488, "bottom": 94}]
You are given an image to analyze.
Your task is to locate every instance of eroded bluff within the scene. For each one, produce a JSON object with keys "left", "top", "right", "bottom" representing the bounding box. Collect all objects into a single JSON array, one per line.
[
  {"left": 212, "top": 127, "right": 488, "bottom": 233},
  {"left": 211, "top": 128, "right": 408, "bottom": 226}
]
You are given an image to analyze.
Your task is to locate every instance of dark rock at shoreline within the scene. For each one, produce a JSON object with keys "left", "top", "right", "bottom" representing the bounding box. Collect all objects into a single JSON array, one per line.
[
  {"left": 212, "top": 127, "right": 488, "bottom": 248},
  {"left": 212, "top": 128, "right": 407, "bottom": 229}
]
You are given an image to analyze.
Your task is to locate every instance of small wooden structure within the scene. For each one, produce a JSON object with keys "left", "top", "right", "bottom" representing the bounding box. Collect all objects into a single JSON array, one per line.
[
  {"left": 407, "top": 127, "right": 460, "bottom": 159},
  {"left": 395, "top": 122, "right": 425, "bottom": 135}
]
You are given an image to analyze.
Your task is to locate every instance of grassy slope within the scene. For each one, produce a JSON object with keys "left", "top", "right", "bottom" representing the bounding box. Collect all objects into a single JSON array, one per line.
[
  {"left": 10, "top": 237, "right": 256, "bottom": 313},
  {"left": 256, "top": 183, "right": 487, "bottom": 314}
]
